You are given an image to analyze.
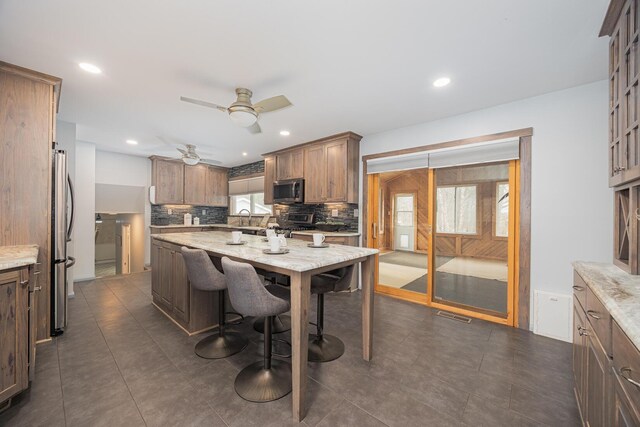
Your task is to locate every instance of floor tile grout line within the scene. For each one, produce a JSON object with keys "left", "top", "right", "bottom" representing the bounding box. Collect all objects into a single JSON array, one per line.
[
  {"left": 101, "top": 274, "right": 232, "bottom": 426},
  {"left": 53, "top": 337, "right": 68, "bottom": 427},
  {"left": 76, "top": 279, "right": 149, "bottom": 426}
]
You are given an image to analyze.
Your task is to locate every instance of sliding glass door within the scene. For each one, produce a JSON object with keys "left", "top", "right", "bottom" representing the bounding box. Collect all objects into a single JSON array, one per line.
[{"left": 429, "top": 161, "right": 515, "bottom": 321}]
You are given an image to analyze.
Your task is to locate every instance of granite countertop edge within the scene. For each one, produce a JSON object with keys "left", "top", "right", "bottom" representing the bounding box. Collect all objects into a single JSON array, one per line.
[
  {"left": 291, "top": 230, "right": 360, "bottom": 237},
  {"left": 0, "top": 245, "right": 39, "bottom": 272},
  {"left": 573, "top": 261, "right": 640, "bottom": 350}
]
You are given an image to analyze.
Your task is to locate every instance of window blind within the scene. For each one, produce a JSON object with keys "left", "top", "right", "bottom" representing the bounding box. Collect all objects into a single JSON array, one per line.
[
  {"left": 228, "top": 176, "right": 264, "bottom": 195},
  {"left": 366, "top": 152, "right": 430, "bottom": 174},
  {"left": 427, "top": 139, "right": 520, "bottom": 169}
]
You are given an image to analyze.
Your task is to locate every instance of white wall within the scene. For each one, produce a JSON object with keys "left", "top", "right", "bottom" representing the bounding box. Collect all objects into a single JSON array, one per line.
[
  {"left": 95, "top": 151, "right": 152, "bottom": 265},
  {"left": 360, "top": 80, "right": 612, "bottom": 334},
  {"left": 74, "top": 141, "right": 96, "bottom": 282},
  {"left": 56, "top": 120, "right": 77, "bottom": 294}
]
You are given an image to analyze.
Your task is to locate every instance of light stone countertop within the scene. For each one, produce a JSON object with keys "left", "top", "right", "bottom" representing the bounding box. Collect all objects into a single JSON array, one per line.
[
  {"left": 573, "top": 261, "right": 640, "bottom": 350},
  {"left": 291, "top": 230, "right": 360, "bottom": 237},
  {"left": 0, "top": 245, "right": 39, "bottom": 272},
  {"left": 150, "top": 224, "right": 265, "bottom": 231},
  {"left": 151, "top": 231, "right": 377, "bottom": 272}
]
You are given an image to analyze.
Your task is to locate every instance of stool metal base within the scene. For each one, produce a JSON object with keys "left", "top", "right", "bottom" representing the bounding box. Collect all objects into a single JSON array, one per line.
[
  {"left": 253, "top": 315, "right": 291, "bottom": 334},
  {"left": 195, "top": 332, "right": 248, "bottom": 359},
  {"left": 308, "top": 334, "right": 345, "bottom": 363},
  {"left": 234, "top": 359, "right": 292, "bottom": 402}
]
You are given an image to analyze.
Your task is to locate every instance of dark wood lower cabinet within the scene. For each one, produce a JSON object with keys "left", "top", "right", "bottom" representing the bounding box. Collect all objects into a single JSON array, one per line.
[
  {"left": 151, "top": 238, "right": 218, "bottom": 334},
  {"left": 574, "top": 270, "right": 640, "bottom": 427},
  {"left": 0, "top": 266, "right": 35, "bottom": 406}
]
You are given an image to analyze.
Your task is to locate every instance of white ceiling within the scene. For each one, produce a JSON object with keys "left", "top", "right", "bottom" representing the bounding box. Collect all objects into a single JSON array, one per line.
[{"left": 0, "top": 0, "right": 609, "bottom": 166}]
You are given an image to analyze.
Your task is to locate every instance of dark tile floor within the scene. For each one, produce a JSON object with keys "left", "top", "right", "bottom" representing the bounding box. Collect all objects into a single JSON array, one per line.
[{"left": 0, "top": 271, "right": 580, "bottom": 426}]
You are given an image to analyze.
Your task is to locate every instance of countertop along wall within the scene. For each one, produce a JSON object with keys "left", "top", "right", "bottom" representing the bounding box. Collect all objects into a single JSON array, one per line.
[{"left": 360, "top": 80, "right": 612, "bottom": 335}]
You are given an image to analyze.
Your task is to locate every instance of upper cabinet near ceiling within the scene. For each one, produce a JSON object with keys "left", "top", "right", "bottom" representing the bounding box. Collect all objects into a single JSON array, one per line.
[
  {"left": 304, "top": 134, "right": 360, "bottom": 203},
  {"left": 150, "top": 157, "right": 228, "bottom": 206},
  {"left": 275, "top": 149, "right": 303, "bottom": 180},
  {"left": 264, "top": 156, "right": 276, "bottom": 204},
  {"left": 262, "top": 132, "right": 361, "bottom": 205},
  {"left": 602, "top": 0, "right": 640, "bottom": 187}
]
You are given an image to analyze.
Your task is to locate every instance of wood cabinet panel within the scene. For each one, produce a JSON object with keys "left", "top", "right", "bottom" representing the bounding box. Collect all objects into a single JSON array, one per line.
[
  {"left": 264, "top": 156, "right": 275, "bottom": 204},
  {"left": 0, "top": 63, "right": 59, "bottom": 342},
  {"left": 172, "top": 250, "right": 189, "bottom": 324},
  {"left": 325, "top": 140, "right": 348, "bottom": 202},
  {"left": 184, "top": 164, "right": 208, "bottom": 205},
  {"left": 574, "top": 299, "right": 587, "bottom": 417},
  {"left": 304, "top": 145, "right": 327, "bottom": 203},
  {"left": 151, "top": 242, "right": 160, "bottom": 299},
  {"left": 0, "top": 269, "right": 29, "bottom": 403},
  {"left": 152, "top": 159, "right": 184, "bottom": 204},
  {"left": 613, "top": 320, "right": 640, "bottom": 415},
  {"left": 574, "top": 271, "right": 588, "bottom": 310},
  {"left": 159, "top": 247, "right": 173, "bottom": 308},
  {"left": 614, "top": 373, "right": 640, "bottom": 426},
  {"left": 276, "top": 149, "right": 304, "bottom": 180},
  {"left": 587, "top": 286, "right": 613, "bottom": 356},
  {"left": 587, "top": 331, "right": 612, "bottom": 426},
  {"left": 206, "top": 167, "right": 228, "bottom": 207}
]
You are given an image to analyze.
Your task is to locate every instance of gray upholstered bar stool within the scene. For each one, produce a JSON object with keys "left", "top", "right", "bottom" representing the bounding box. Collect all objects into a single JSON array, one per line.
[
  {"left": 308, "top": 265, "right": 355, "bottom": 362},
  {"left": 181, "top": 247, "right": 248, "bottom": 359},
  {"left": 221, "top": 257, "right": 292, "bottom": 402}
]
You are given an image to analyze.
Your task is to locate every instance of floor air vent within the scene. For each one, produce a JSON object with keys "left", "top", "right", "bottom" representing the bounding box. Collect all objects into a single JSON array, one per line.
[{"left": 436, "top": 310, "right": 471, "bottom": 323}]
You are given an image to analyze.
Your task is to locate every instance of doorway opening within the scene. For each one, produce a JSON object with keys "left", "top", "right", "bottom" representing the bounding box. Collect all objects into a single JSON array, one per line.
[{"left": 364, "top": 130, "right": 531, "bottom": 327}]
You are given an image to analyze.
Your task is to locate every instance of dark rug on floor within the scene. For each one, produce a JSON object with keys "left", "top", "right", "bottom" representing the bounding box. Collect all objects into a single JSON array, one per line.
[{"left": 409, "top": 272, "right": 508, "bottom": 314}]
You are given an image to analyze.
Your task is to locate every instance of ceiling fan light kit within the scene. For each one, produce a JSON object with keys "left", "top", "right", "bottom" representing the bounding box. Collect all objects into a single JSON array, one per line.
[{"left": 180, "top": 87, "right": 292, "bottom": 135}]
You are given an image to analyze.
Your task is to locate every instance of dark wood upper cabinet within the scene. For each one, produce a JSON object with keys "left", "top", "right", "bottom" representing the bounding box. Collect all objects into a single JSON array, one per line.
[
  {"left": 603, "top": 0, "right": 640, "bottom": 187},
  {"left": 150, "top": 157, "right": 228, "bottom": 207},
  {"left": 263, "top": 156, "right": 276, "bottom": 204},
  {"left": 276, "top": 149, "right": 304, "bottom": 180}
]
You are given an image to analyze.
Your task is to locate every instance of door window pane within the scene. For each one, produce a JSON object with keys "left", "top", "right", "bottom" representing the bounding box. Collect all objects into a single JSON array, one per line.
[
  {"left": 495, "top": 182, "right": 509, "bottom": 237},
  {"left": 396, "top": 211, "right": 413, "bottom": 226},
  {"left": 436, "top": 186, "right": 477, "bottom": 234}
]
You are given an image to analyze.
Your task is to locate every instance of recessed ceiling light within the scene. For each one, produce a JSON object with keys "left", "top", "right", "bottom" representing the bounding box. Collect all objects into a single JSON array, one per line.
[
  {"left": 79, "top": 62, "right": 102, "bottom": 74},
  {"left": 280, "top": 130, "right": 290, "bottom": 136},
  {"left": 242, "top": 152, "right": 248, "bottom": 156},
  {"left": 126, "top": 139, "right": 138, "bottom": 145},
  {"left": 433, "top": 77, "right": 451, "bottom": 88}
]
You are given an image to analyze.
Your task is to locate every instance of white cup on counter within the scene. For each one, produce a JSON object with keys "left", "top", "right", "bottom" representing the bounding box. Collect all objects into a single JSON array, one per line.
[
  {"left": 269, "top": 236, "right": 281, "bottom": 252},
  {"left": 312, "top": 233, "right": 325, "bottom": 246},
  {"left": 231, "top": 231, "right": 243, "bottom": 243},
  {"left": 266, "top": 229, "right": 276, "bottom": 239}
]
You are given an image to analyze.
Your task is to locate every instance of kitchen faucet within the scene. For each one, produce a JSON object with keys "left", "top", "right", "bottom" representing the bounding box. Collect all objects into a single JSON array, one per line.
[{"left": 238, "top": 208, "right": 252, "bottom": 226}]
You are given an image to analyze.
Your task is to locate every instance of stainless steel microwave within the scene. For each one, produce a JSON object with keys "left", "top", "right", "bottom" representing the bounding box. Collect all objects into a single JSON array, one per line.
[{"left": 273, "top": 179, "right": 304, "bottom": 204}]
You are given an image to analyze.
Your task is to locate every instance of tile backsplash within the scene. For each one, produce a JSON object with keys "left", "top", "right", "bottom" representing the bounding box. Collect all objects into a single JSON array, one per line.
[{"left": 151, "top": 205, "right": 228, "bottom": 225}]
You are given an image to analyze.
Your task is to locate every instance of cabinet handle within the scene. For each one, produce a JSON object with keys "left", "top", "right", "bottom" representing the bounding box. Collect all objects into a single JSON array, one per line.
[
  {"left": 34, "top": 286, "right": 42, "bottom": 292},
  {"left": 20, "top": 280, "right": 29, "bottom": 287},
  {"left": 579, "top": 328, "right": 589, "bottom": 336},
  {"left": 620, "top": 367, "right": 640, "bottom": 389},
  {"left": 587, "top": 310, "right": 601, "bottom": 320},
  {"left": 572, "top": 285, "right": 584, "bottom": 292}
]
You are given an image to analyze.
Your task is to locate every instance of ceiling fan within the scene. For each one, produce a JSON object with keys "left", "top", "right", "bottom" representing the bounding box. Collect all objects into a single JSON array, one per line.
[
  {"left": 176, "top": 143, "right": 222, "bottom": 166},
  {"left": 180, "top": 88, "right": 292, "bottom": 134}
]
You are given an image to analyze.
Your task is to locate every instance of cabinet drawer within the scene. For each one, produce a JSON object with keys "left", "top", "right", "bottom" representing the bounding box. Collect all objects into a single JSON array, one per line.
[
  {"left": 613, "top": 321, "right": 640, "bottom": 418},
  {"left": 586, "top": 286, "right": 612, "bottom": 356},
  {"left": 573, "top": 270, "right": 587, "bottom": 310}
]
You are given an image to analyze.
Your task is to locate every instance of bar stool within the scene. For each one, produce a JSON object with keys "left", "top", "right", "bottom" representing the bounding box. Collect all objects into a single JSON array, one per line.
[
  {"left": 221, "top": 257, "right": 292, "bottom": 402},
  {"left": 181, "top": 248, "right": 248, "bottom": 359},
  {"left": 253, "top": 273, "right": 291, "bottom": 334},
  {"left": 308, "top": 265, "right": 355, "bottom": 362}
]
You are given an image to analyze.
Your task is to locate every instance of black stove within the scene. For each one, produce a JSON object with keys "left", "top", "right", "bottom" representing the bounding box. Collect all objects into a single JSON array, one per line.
[{"left": 274, "top": 213, "right": 316, "bottom": 235}]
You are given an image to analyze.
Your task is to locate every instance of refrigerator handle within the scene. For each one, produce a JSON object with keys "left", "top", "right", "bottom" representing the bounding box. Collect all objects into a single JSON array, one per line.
[
  {"left": 67, "top": 175, "right": 75, "bottom": 241},
  {"left": 65, "top": 256, "right": 76, "bottom": 269}
]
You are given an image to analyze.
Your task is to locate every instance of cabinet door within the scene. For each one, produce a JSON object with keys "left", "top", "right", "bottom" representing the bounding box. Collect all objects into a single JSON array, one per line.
[
  {"left": 304, "top": 145, "right": 326, "bottom": 203},
  {"left": 614, "top": 378, "right": 640, "bottom": 427},
  {"left": 151, "top": 242, "right": 161, "bottom": 299},
  {"left": 587, "top": 332, "right": 612, "bottom": 427},
  {"left": 172, "top": 251, "right": 189, "bottom": 324},
  {"left": 325, "top": 140, "right": 348, "bottom": 202},
  {"left": 290, "top": 150, "right": 304, "bottom": 179},
  {"left": 276, "top": 152, "right": 291, "bottom": 180},
  {"left": 184, "top": 164, "right": 208, "bottom": 205},
  {"left": 206, "top": 167, "right": 228, "bottom": 207},
  {"left": 154, "top": 160, "right": 184, "bottom": 204},
  {"left": 264, "top": 156, "right": 276, "bottom": 204},
  {"left": 573, "top": 301, "right": 587, "bottom": 416},
  {"left": 0, "top": 270, "right": 29, "bottom": 403},
  {"left": 159, "top": 247, "right": 173, "bottom": 307}
]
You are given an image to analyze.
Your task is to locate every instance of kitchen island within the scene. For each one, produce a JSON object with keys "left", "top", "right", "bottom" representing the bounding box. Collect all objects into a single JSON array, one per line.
[{"left": 150, "top": 231, "right": 377, "bottom": 422}]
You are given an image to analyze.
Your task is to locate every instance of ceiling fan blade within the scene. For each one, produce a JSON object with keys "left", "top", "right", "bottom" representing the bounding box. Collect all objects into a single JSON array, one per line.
[
  {"left": 180, "top": 96, "right": 228, "bottom": 112},
  {"left": 200, "top": 158, "right": 223, "bottom": 166},
  {"left": 246, "top": 122, "right": 262, "bottom": 134},
  {"left": 253, "top": 95, "right": 292, "bottom": 113},
  {"left": 176, "top": 147, "right": 188, "bottom": 155}
]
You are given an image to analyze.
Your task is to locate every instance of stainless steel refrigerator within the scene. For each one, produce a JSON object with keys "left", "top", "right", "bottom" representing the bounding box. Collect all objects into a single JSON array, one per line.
[{"left": 52, "top": 149, "right": 75, "bottom": 336}]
